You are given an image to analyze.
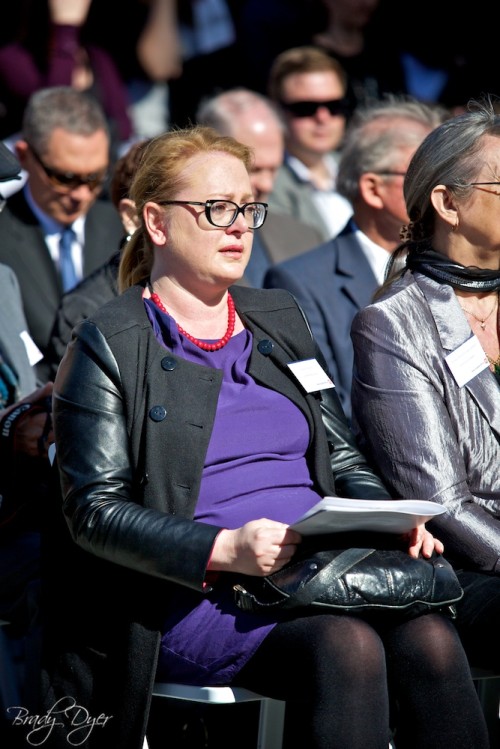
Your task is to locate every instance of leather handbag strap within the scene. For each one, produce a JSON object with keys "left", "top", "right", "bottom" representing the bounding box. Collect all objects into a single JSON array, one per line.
[{"left": 282, "top": 548, "right": 375, "bottom": 609}]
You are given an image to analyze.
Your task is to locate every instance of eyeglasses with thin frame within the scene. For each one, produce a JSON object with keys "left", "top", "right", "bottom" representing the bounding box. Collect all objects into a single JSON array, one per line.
[
  {"left": 28, "top": 143, "right": 108, "bottom": 192},
  {"left": 453, "top": 181, "right": 500, "bottom": 187},
  {"left": 158, "top": 199, "right": 268, "bottom": 229},
  {"left": 278, "top": 98, "right": 350, "bottom": 118}
]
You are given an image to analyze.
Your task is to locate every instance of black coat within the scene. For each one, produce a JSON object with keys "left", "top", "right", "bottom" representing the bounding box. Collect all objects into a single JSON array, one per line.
[{"left": 39, "top": 284, "right": 390, "bottom": 749}]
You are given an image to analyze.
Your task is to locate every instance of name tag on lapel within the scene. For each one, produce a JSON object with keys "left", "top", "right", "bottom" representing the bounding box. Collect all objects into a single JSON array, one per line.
[
  {"left": 287, "top": 359, "right": 335, "bottom": 393},
  {"left": 445, "top": 335, "right": 489, "bottom": 387}
]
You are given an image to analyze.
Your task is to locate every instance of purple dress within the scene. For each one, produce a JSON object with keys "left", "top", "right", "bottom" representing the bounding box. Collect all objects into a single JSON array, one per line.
[{"left": 145, "top": 299, "right": 323, "bottom": 685}]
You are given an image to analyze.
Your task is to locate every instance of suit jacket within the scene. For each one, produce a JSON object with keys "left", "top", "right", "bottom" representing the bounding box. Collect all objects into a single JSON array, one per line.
[
  {"left": 267, "top": 160, "right": 353, "bottom": 242},
  {"left": 264, "top": 222, "right": 381, "bottom": 422},
  {"left": 0, "top": 189, "right": 124, "bottom": 380},
  {"left": 351, "top": 271, "right": 500, "bottom": 574},
  {"left": 45, "top": 251, "right": 121, "bottom": 380},
  {"left": 0, "top": 263, "right": 36, "bottom": 398},
  {"left": 41, "top": 283, "right": 390, "bottom": 749},
  {"left": 242, "top": 210, "right": 323, "bottom": 288}
]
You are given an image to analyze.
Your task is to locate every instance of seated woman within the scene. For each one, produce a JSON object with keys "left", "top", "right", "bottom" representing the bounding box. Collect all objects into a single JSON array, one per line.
[
  {"left": 41, "top": 125, "right": 488, "bottom": 749},
  {"left": 351, "top": 96, "right": 500, "bottom": 674}
]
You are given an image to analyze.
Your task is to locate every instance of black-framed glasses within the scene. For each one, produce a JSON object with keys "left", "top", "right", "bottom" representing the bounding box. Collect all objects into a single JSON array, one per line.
[
  {"left": 28, "top": 144, "right": 108, "bottom": 191},
  {"left": 278, "top": 98, "right": 350, "bottom": 118},
  {"left": 158, "top": 199, "right": 268, "bottom": 229}
]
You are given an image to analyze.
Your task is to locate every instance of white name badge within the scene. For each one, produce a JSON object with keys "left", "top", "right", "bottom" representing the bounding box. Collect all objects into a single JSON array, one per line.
[
  {"left": 287, "top": 358, "right": 335, "bottom": 393},
  {"left": 20, "top": 329, "right": 44, "bottom": 366},
  {"left": 445, "top": 335, "right": 489, "bottom": 387}
]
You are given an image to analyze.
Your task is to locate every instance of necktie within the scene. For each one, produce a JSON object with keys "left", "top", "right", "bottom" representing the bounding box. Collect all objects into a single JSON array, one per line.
[{"left": 59, "top": 226, "right": 78, "bottom": 292}]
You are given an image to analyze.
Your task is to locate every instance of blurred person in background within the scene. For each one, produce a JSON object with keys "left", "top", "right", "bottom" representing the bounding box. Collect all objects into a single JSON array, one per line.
[
  {"left": 165, "top": 0, "right": 241, "bottom": 128},
  {"left": 88, "top": 0, "right": 182, "bottom": 139},
  {"left": 311, "top": 0, "right": 403, "bottom": 110},
  {"left": 267, "top": 46, "right": 353, "bottom": 241},
  {"left": 45, "top": 139, "right": 147, "bottom": 380},
  {"left": 0, "top": 86, "right": 124, "bottom": 382},
  {"left": 0, "top": 0, "right": 134, "bottom": 154}
]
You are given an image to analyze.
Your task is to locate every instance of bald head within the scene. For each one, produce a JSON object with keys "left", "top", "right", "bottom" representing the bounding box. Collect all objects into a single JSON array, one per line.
[{"left": 197, "top": 88, "right": 285, "bottom": 201}]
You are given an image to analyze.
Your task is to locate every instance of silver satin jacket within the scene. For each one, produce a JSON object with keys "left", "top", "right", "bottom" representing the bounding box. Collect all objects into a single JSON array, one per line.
[{"left": 351, "top": 270, "right": 500, "bottom": 574}]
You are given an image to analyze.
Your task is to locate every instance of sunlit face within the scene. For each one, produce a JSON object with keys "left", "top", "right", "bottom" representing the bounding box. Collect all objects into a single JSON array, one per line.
[
  {"left": 150, "top": 152, "right": 255, "bottom": 291},
  {"left": 449, "top": 135, "right": 500, "bottom": 257},
  {"left": 280, "top": 70, "right": 346, "bottom": 158},
  {"left": 16, "top": 127, "right": 109, "bottom": 224}
]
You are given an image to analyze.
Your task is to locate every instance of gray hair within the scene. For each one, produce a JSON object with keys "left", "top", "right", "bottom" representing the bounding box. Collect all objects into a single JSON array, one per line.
[
  {"left": 379, "top": 96, "right": 500, "bottom": 288},
  {"left": 403, "top": 97, "right": 500, "bottom": 239},
  {"left": 22, "top": 86, "right": 110, "bottom": 154},
  {"left": 336, "top": 96, "right": 446, "bottom": 204},
  {"left": 196, "top": 87, "right": 285, "bottom": 136}
]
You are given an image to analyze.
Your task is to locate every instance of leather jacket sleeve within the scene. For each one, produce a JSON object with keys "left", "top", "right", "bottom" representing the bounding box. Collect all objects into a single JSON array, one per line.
[
  {"left": 53, "top": 313, "right": 391, "bottom": 595},
  {"left": 53, "top": 321, "right": 221, "bottom": 593},
  {"left": 314, "top": 343, "right": 392, "bottom": 501}
]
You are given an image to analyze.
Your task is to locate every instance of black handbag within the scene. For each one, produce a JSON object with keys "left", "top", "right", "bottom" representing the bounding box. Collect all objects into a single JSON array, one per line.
[{"left": 233, "top": 535, "right": 463, "bottom": 618}]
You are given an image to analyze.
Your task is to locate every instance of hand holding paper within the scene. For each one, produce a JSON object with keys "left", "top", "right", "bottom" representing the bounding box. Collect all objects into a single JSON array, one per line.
[{"left": 290, "top": 497, "right": 446, "bottom": 536}]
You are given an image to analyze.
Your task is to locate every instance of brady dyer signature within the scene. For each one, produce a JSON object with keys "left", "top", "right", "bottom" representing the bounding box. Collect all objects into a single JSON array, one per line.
[{"left": 8, "top": 697, "right": 112, "bottom": 746}]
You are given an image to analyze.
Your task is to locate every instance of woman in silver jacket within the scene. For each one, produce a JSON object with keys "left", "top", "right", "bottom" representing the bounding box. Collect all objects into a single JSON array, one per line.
[{"left": 351, "top": 96, "right": 500, "bottom": 673}]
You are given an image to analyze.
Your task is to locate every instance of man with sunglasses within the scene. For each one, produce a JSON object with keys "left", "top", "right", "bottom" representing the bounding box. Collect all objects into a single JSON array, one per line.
[
  {"left": 267, "top": 45, "right": 353, "bottom": 241},
  {"left": 0, "top": 86, "right": 124, "bottom": 382}
]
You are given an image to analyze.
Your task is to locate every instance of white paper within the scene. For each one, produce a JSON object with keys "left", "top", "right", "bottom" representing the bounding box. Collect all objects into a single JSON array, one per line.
[{"left": 290, "top": 497, "right": 447, "bottom": 536}]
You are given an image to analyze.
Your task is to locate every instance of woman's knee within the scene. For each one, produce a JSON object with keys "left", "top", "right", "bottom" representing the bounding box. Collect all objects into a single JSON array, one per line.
[{"left": 293, "top": 615, "right": 387, "bottom": 678}]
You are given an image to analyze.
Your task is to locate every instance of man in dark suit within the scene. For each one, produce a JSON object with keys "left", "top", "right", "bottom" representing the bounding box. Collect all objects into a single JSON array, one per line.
[
  {"left": 196, "top": 87, "right": 322, "bottom": 287},
  {"left": 0, "top": 86, "right": 124, "bottom": 381},
  {"left": 264, "top": 97, "right": 444, "bottom": 421}
]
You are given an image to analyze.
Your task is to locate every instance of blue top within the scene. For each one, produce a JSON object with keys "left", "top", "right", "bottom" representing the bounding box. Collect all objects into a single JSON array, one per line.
[{"left": 145, "top": 298, "right": 322, "bottom": 685}]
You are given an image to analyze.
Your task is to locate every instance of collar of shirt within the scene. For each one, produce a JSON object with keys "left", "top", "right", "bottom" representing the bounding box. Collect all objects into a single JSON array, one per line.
[
  {"left": 353, "top": 222, "right": 392, "bottom": 286},
  {"left": 285, "top": 152, "right": 339, "bottom": 190},
  {"left": 284, "top": 152, "right": 352, "bottom": 238}
]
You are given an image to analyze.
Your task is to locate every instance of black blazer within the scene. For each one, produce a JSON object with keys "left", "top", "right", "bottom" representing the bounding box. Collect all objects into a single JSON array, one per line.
[
  {"left": 0, "top": 189, "right": 124, "bottom": 379},
  {"left": 41, "top": 284, "right": 390, "bottom": 749}
]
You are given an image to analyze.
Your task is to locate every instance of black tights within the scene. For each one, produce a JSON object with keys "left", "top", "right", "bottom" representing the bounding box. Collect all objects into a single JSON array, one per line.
[{"left": 233, "top": 611, "right": 488, "bottom": 749}]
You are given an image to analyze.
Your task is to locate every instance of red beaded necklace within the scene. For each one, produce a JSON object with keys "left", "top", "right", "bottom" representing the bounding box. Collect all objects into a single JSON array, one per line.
[{"left": 150, "top": 291, "right": 236, "bottom": 351}]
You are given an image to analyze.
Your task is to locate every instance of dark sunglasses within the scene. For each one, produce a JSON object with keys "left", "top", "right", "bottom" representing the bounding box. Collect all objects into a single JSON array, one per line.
[
  {"left": 279, "top": 98, "right": 350, "bottom": 118},
  {"left": 28, "top": 144, "right": 108, "bottom": 191}
]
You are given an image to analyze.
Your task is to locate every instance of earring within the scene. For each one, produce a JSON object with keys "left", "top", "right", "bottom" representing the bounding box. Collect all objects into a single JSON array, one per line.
[{"left": 452, "top": 216, "right": 459, "bottom": 232}]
